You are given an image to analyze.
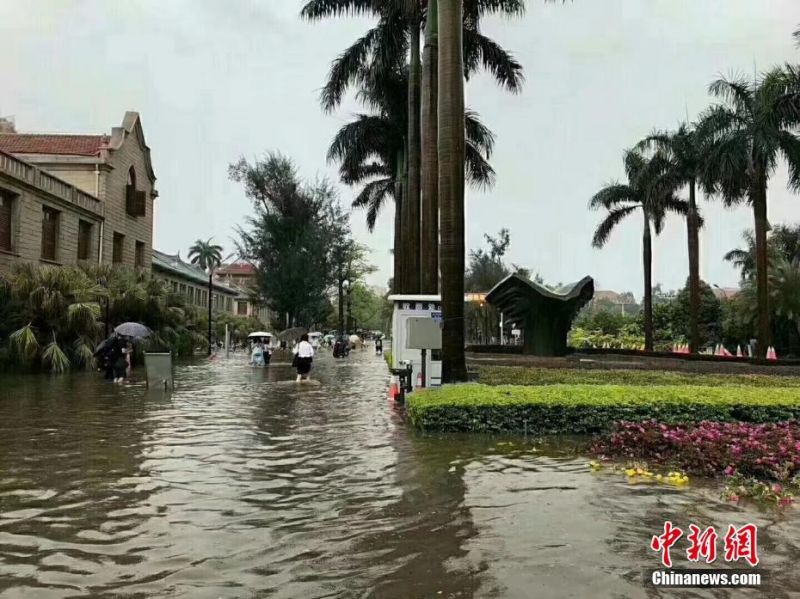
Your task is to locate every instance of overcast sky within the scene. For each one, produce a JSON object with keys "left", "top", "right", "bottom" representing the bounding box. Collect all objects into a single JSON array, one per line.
[{"left": 1, "top": 0, "right": 798, "bottom": 295}]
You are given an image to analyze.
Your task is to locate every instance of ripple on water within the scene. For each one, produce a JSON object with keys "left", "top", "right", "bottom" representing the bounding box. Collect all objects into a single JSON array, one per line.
[{"left": 1, "top": 352, "right": 799, "bottom": 597}]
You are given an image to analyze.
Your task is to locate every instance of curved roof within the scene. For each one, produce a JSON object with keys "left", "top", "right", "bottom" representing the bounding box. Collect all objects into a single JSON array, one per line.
[{"left": 485, "top": 274, "right": 595, "bottom": 321}]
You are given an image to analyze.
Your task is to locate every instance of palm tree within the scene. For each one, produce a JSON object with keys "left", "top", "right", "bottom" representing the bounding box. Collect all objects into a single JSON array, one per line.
[
  {"left": 637, "top": 124, "right": 705, "bottom": 352},
  {"left": 725, "top": 224, "right": 800, "bottom": 281},
  {"left": 698, "top": 67, "right": 800, "bottom": 356},
  {"left": 439, "top": 0, "right": 467, "bottom": 382},
  {"left": 420, "top": 0, "right": 439, "bottom": 293},
  {"left": 590, "top": 150, "right": 688, "bottom": 351},
  {"left": 770, "top": 257, "right": 800, "bottom": 339},
  {"left": 301, "top": 0, "right": 524, "bottom": 293},
  {"left": 188, "top": 238, "right": 223, "bottom": 355}
]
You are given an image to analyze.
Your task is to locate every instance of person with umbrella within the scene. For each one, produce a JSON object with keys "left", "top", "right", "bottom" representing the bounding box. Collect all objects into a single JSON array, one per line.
[{"left": 111, "top": 323, "right": 150, "bottom": 383}]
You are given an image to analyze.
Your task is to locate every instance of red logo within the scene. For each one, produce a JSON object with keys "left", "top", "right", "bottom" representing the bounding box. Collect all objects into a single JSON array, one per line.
[{"left": 650, "top": 523, "right": 758, "bottom": 567}]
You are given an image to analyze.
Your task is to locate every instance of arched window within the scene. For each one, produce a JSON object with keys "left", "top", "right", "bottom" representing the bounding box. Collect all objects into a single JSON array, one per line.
[{"left": 125, "top": 166, "right": 145, "bottom": 217}]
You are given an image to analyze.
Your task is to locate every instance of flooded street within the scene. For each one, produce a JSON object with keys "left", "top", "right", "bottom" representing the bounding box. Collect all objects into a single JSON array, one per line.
[{"left": 1, "top": 350, "right": 799, "bottom": 598}]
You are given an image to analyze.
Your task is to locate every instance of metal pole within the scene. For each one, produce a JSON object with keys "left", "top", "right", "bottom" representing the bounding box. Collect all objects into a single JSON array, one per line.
[
  {"left": 421, "top": 348, "right": 427, "bottom": 388},
  {"left": 500, "top": 311, "right": 504, "bottom": 345},
  {"left": 225, "top": 324, "right": 230, "bottom": 358}
]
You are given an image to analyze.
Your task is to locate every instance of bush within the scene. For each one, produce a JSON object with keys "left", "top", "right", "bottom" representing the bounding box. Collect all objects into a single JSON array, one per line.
[
  {"left": 407, "top": 384, "right": 800, "bottom": 434},
  {"left": 592, "top": 420, "right": 800, "bottom": 482},
  {"left": 477, "top": 366, "right": 800, "bottom": 388}
]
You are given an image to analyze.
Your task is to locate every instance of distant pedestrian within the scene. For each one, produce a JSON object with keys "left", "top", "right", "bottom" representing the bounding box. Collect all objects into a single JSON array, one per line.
[
  {"left": 293, "top": 333, "right": 314, "bottom": 382},
  {"left": 250, "top": 341, "right": 265, "bottom": 367},
  {"left": 375, "top": 337, "right": 383, "bottom": 355}
]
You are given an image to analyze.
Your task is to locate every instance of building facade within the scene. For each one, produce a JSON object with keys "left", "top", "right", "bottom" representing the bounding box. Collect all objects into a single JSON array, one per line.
[
  {"left": 216, "top": 262, "right": 271, "bottom": 323},
  {"left": 0, "top": 112, "right": 156, "bottom": 274},
  {"left": 152, "top": 250, "right": 238, "bottom": 314}
]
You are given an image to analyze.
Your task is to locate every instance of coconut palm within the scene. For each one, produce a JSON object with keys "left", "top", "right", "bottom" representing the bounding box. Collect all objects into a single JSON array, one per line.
[
  {"left": 725, "top": 225, "right": 800, "bottom": 281},
  {"left": 188, "top": 238, "right": 224, "bottom": 355},
  {"left": 439, "top": 0, "right": 467, "bottom": 382},
  {"left": 770, "top": 257, "right": 800, "bottom": 339},
  {"left": 590, "top": 150, "right": 689, "bottom": 351},
  {"left": 697, "top": 67, "right": 800, "bottom": 356},
  {"left": 637, "top": 124, "right": 705, "bottom": 353}
]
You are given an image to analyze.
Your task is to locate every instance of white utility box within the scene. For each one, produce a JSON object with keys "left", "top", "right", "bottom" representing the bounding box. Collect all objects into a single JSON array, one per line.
[{"left": 389, "top": 294, "right": 443, "bottom": 388}]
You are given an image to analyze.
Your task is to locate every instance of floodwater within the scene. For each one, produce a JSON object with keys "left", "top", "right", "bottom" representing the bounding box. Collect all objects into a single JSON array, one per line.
[{"left": 1, "top": 350, "right": 799, "bottom": 598}]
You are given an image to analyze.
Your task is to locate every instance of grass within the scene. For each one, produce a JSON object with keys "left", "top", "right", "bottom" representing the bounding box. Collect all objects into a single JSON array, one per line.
[
  {"left": 477, "top": 366, "right": 800, "bottom": 388},
  {"left": 407, "top": 384, "right": 800, "bottom": 434}
]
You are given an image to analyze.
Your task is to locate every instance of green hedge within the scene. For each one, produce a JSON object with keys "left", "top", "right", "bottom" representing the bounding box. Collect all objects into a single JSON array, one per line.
[
  {"left": 407, "top": 384, "right": 800, "bottom": 434},
  {"left": 477, "top": 366, "right": 800, "bottom": 388}
]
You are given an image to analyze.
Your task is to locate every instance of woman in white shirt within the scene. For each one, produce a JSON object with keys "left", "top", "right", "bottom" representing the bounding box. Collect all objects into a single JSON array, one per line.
[{"left": 293, "top": 333, "right": 315, "bottom": 382}]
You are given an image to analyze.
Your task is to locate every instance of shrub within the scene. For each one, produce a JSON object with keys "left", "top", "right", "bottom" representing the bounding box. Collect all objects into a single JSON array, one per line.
[
  {"left": 407, "top": 384, "right": 800, "bottom": 434},
  {"left": 477, "top": 366, "right": 800, "bottom": 388},
  {"left": 593, "top": 420, "right": 800, "bottom": 482}
]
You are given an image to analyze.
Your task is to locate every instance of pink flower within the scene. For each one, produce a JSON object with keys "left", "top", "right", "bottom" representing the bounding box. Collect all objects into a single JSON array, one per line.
[{"left": 724, "top": 465, "right": 736, "bottom": 476}]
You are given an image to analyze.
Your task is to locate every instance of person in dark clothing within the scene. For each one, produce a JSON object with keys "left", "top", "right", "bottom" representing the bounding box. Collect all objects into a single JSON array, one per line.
[{"left": 375, "top": 337, "right": 383, "bottom": 355}]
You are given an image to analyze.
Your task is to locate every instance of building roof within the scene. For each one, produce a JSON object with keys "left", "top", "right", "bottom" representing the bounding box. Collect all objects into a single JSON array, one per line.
[
  {"left": 152, "top": 249, "right": 237, "bottom": 295},
  {"left": 217, "top": 262, "right": 256, "bottom": 275},
  {"left": 712, "top": 287, "right": 739, "bottom": 300},
  {"left": 0, "top": 134, "right": 109, "bottom": 156}
]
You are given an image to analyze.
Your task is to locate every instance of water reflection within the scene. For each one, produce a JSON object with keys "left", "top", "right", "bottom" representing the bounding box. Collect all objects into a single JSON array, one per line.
[{"left": 0, "top": 353, "right": 798, "bottom": 597}]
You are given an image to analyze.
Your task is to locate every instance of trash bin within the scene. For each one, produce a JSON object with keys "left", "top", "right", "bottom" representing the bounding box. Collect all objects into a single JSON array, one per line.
[{"left": 144, "top": 352, "right": 173, "bottom": 390}]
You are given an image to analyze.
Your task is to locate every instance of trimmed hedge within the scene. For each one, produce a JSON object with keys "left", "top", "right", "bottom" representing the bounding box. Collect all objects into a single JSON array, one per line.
[
  {"left": 407, "top": 384, "right": 800, "bottom": 434},
  {"left": 477, "top": 366, "right": 800, "bottom": 388}
]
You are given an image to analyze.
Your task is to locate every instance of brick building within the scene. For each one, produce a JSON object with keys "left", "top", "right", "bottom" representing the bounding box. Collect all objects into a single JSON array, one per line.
[
  {"left": 216, "top": 262, "right": 271, "bottom": 323},
  {"left": 0, "top": 112, "right": 156, "bottom": 273}
]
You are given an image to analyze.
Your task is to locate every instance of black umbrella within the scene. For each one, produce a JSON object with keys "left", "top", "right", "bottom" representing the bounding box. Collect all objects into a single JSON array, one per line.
[{"left": 93, "top": 334, "right": 118, "bottom": 357}]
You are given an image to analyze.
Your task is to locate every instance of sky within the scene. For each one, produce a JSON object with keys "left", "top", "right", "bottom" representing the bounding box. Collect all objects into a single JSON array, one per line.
[{"left": 1, "top": 0, "right": 798, "bottom": 297}]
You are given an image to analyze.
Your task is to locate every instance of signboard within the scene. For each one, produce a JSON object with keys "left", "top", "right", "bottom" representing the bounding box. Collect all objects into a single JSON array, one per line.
[
  {"left": 511, "top": 329, "right": 521, "bottom": 338},
  {"left": 406, "top": 317, "right": 442, "bottom": 349},
  {"left": 431, "top": 310, "right": 444, "bottom": 328}
]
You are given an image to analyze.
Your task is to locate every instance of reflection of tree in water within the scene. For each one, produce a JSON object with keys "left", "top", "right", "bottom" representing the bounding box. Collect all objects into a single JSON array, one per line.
[
  {"left": 351, "top": 428, "right": 491, "bottom": 599},
  {"left": 0, "top": 373, "right": 159, "bottom": 592}
]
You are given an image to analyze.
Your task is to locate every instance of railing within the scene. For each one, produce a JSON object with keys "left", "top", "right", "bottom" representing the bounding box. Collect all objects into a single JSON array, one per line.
[{"left": 0, "top": 150, "right": 104, "bottom": 217}]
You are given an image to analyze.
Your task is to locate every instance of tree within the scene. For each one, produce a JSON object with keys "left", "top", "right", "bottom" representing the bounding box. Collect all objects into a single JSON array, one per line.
[
  {"left": 465, "top": 228, "right": 513, "bottom": 291},
  {"left": 672, "top": 279, "right": 722, "bottom": 347},
  {"left": 439, "top": 0, "right": 467, "bottom": 382},
  {"left": 637, "top": 124, "right": 705, "bottom": 353},
  {"left": 698, "top": 67, "right": 800, "bottom": 356},
  {"left": 231, "top": 153, "right": 336, "bottom": 328},
  {"left": 725, "top": 224, "right": 800, "bottom": 280},
  {"left": 420, "top": 0, "right": 439, "bottom": 293},
  {"left": 590, "top": 150, "right": 688, "bottom": 351},
  {"left": 301, "top": 0, "right": 524, "bottom": 293},
  {"left": 188, "top": 238, "right": 223, "bottom": 355}
]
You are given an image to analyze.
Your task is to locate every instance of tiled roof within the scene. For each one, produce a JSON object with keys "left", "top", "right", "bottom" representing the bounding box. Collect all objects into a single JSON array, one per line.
[
  {"left": 152, "top": 249, "right": 237, "bottom": 295},
  {"left": 217, "top": 262, "right": 256, "bottom": 275},
  {"left": 0, "top": 134, "right": 109, "bottom": 156}
]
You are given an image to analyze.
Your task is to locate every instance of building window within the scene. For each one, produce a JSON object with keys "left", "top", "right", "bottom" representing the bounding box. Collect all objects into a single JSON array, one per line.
[
  {"left": 112, "top": 232, "right": 124, "bottom": 264},
  {"left": 125, "top": 167, "right": 146, "bottom": 217},
  {"left": 0, "top": 191, "right": 13, "bottom": 252},
  {"left": 77, "top": 220, "right": 93, "bottom": 261},
  {"left": 135, "top": 241, "right": 145, "bottom": 269},
  {"left": 237, "top": 301, "right": 248, "bottom": 316},
  {"left": 179, "top": 283, "right": 186, "bottom": 296},
  {"left": 41, "top": 206, "right": 59, "bottom": 261}
]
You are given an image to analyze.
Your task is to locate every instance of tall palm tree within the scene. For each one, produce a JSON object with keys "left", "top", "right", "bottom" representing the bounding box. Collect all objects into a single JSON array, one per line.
[
  {"left": 590, "top": 150, "right": 688, "bottom": 351},
  {"left": 301, "top": 0, "right": 524, "bottom": 293},
  {"left": 698, "top": 67, "right": 800, "bottom": 356},
  {"left": 420, "top": 0, "right": 439, "bottom": 293},
  {"left": 439, "top": 0, "right": 467, "bottom": 382},
  {"left": 637, "top": 124, "right": 705, "bottom": 353},
  {"left": 188, "top": 238, "right": 223, "bottom": 355}
]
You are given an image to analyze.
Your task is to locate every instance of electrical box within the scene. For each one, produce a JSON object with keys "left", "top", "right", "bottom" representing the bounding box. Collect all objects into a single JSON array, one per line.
[
  {"left": 405, "top": 317, "right": 442, "bottom": 349},
  {"left": 144, "top": 352, "right": 174, "bottom": 389}
]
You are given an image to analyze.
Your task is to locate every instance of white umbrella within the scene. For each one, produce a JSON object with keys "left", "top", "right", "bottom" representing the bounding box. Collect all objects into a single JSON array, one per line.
[
  {"left": 114, "top": 322, "right": 152, "bottom": 339},
  {"left": 248, "top": 331, "right": 272, "bottom": 338}
]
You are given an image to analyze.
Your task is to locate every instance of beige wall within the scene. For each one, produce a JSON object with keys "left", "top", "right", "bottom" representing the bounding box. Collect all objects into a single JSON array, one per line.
[
  {"left": 0, "top": 172, "right": 102, "bottom": 274},
  {"left": 155, "top": 269, "right": 237, "bottom": 315}
]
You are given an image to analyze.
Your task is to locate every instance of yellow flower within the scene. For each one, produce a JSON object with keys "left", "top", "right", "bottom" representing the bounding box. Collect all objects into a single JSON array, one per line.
[
  {"left": 625, "top": 468, "right": 636, "bottom": 477},
  {"left": 655, "top": 474, "right": 663, "bottom": 481}
]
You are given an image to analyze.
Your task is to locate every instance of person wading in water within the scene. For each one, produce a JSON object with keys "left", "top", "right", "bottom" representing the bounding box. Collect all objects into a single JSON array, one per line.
[{"left": 293, "top": 333, "right": 315, "bottom": 383}]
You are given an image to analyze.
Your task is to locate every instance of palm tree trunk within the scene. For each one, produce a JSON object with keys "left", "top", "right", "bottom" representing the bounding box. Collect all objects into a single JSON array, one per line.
[
  {"left": 406, "top": 7, "right": 422, "bottom": 294},
  {"left": 438, "top": 0, "right": 466, "bottom": 383},
  {"left": 394, "top": 150, "right": 405, "bottom": 293},
  {"left": 420, "top": 0, "right": 439, "bottom": 294},
  {"left": 752, "top": 170, "right": 771, "bottom": 357},
  {"left": 687, "top": 178, "right": 701, "bottom": 353},
  {"left": 207, "top": 273, "right": 213, "bottom": 355},
  {"left": 642, "top": 213, "right": 654, "bottom": 352}
]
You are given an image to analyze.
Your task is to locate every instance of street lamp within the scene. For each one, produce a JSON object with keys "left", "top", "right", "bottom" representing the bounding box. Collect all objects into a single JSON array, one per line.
[{"left": 343, "top": 279, "right": 351, "bottom": 335}]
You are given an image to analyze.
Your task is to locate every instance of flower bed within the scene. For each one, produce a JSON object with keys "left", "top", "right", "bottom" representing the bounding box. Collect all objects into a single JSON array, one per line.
[
  {"left": 592, "top": 420, "right": 800, "bottom": 481},
  {"left": 406, "top": 384, "right": 800, "bottom": 434},
  {"left": 477, "top": 366, "right": 800, "bottom": 388}
]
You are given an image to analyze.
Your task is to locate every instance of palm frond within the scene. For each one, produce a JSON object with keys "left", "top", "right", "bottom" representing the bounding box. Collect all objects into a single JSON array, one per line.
[
  {"left": 465, "top": 140, "right": 496, "bottom": 188},
  {"left": 10, "top": 324, "right": 39, "bottom": 361},
  {"left": 588, "top": 183, "right": 637, "bottom": 210},
  {"left": 776, "top": 129, "right": 800, "bottom": 192},
  {"left": 321, "top": 27, "right": 381, "bottom": 112},
  {"left": 41, "top": 339, "right": 70, "bottom": 374},
  {"left": 300, "top": 0, "right": 379, "bottom": 20},
  {"left": 708, "top": 74, "right": 754, "bottom": 113},
  {"left": 72, "top": 336, "right": 95, "bottom": 370},
  {"left": 465, "top": 109, "right": 495, "bottom": 157},
  {"left": 462, "top": 28, "right": 524, "bottom": 92},
  {"left": 352, "top": 177, "right": 395, "bottom": 231},
  {"left": 591, "top": 205, "right": 640, "bottom": 248}
]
